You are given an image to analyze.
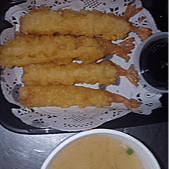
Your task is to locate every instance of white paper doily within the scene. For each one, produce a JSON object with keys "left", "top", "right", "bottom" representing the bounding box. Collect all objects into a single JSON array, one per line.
[{"left": 0, "top": 0, "right": 162, "bottom": 131}]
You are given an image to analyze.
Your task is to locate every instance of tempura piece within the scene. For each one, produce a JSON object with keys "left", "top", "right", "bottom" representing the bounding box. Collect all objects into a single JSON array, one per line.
[
  {"left": 19, "top": 5, "right": 151, "bottom": 41},
  {"left": 18, "top": 86, "right": 141, "bottom": 109},
  {"left": 0, "top": 34, "right": 134, "bottom": 68},
  {"left": 22, "top": 61, "right": 139, "bottom": 87},
  {"left": 20, "top": 7, "right": 130, "bottom": 40}
]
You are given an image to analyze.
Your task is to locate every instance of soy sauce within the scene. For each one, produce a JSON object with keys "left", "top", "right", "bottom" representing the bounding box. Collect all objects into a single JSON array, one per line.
[{"left": 140, "top": 38, "right": 168, "bottom": 91}]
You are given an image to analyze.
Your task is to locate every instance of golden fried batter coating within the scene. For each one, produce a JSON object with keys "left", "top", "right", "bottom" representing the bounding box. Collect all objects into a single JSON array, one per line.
[
  {"left": 22, "top": 61, "right": 118, "bottom": 86},
  {"left": 1, "top": 4, "right": 145, "bottom": 110},
  {"left": 0, "top": 34, "right": 134, "bottom": 68},
  {"left": 0, "top": 34, "right": 104, "bottom": 68},
  {"left": 20, "top": 5, "right": 152, "bottom": 41},
  {"left": 20, "top": 7, "right": 130, "bottom": 40},
  {"left": 19, "top": 86, "right": 141, "bottom": 109},
  {"left": 22, "top": 60, "right": 139, "bottom": 87}
]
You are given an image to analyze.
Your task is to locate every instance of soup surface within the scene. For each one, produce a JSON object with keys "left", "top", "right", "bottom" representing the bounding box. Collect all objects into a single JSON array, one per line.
[{"left": 49, "top": 135, "right": 144, "bottom": 169}]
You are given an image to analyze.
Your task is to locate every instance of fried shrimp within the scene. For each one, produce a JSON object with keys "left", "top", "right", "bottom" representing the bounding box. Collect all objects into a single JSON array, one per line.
[
  {"left": 0, "top": 34, "right": 134, "bottom": 68},
  {"left": 18, "top": 86, "right": 141, "bottom": 109},
  {"left": 20, "top": 5, "right": 151, "bottom": 41},
  {"left": 22, "top": 61, "right": 138, "bottom": 87},
  {"left": 0, "top": 4, "right": 144, "bottom": 110},
  {"left": 20, "top": 7, "right": 130, "bottom": 40}
]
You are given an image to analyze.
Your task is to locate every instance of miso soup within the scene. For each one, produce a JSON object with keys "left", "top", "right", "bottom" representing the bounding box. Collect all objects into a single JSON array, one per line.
[{"left": 49, "top": 135, "right": 144, "bottom": 169}]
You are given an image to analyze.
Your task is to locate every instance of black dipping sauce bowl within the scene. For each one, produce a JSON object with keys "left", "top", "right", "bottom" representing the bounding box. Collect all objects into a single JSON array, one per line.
[{"left": 135, "top": 32, "right": 168, "bottom": 94}]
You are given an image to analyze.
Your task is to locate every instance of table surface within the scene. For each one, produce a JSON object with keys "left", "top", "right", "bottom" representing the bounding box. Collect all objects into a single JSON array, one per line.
[{"left": 0, "top": 122, "right": 168, "bottom": 169}]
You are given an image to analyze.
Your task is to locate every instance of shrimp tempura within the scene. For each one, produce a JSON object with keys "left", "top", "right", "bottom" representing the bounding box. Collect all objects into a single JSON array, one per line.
[
  {"left": 19, "top": 86, "right": 141, "bottom": 109},
  {"left": 0, "top": 34, "right": 135, "bottom": 68},
  {"left": 22, "top": 61, "right": 139, "bottom": 87},
  {"left": 20, "top": 7, "right": 130, "bottom": 40},
  {"left": 20, "top": 5, "right": 151, "bottom": 41}
]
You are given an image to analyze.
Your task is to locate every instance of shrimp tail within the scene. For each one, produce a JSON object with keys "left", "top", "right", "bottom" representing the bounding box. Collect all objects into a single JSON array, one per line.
[
  {"left": 111, "top": 93, "right": 141, "bottom": 109},
  {"left": 97, "top": 37, "right": 135, "bottom": 61},
  {"left": 115, "top": 37, "right": 135, "bottom": 61},
  {"left": 130, "top": 25, "right": 152, "bottom": 41},
  {"left": 123, "top": 4, "right": 143, "bottom": 20},
  {"left": 116, "top": 64, "right": 139, "bottom": 87}
]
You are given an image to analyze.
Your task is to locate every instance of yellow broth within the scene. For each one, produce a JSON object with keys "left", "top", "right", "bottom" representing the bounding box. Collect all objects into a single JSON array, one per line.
[{"left": 49, "top": 135, "right": 144, "bottom": 169}]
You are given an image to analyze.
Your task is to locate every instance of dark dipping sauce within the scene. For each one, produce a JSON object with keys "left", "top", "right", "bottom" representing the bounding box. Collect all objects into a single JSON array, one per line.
[{"left": 140, "top": 37, "right": 168, "bottom": 91}]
